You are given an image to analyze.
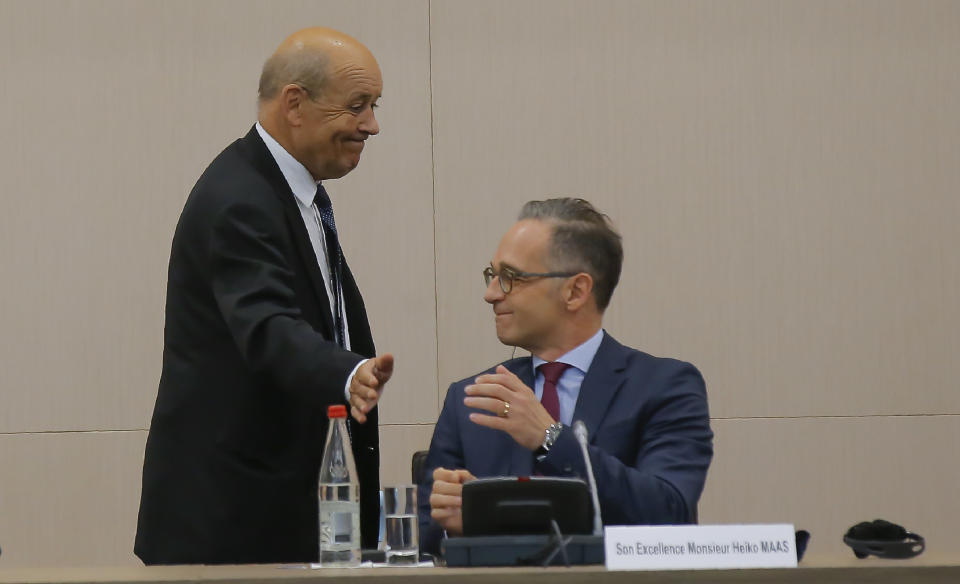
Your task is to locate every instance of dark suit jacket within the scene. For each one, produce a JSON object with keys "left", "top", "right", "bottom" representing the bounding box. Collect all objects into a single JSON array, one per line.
[
  {"left": 418, "top": 332, "right": 713, "bottom": 554},
  {"left": 135, "top": 126, "right": 380, "bottom": 565}
]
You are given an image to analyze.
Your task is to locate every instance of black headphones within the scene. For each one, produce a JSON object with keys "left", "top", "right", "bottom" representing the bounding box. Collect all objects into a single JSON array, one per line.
[{"left": 843, "top": 519, "right": 925, "bottom": 559}]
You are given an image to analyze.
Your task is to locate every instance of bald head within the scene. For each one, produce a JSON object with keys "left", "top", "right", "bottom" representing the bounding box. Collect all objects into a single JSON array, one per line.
[
  {"left": 256, "top": 27, "right": 382, "bottom": 181},
  {"left": 258, "top": 27, "right": 377, "bottom": 105}
]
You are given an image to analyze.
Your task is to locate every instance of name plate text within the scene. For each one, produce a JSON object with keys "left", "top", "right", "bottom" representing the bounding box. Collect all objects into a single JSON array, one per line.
[{"left": 605, "top": 524, "right": 797, "bottom": 571}]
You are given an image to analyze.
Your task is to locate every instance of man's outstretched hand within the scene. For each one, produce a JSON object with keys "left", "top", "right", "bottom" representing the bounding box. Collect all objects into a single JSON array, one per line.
[{"left": 349, "top": 353, "right": 394, "bottom": 423}]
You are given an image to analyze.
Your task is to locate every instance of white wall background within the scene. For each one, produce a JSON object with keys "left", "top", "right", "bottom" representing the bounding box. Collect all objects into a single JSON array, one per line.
[{"left": 0, "top": 0, "right": 957, "bottom": 567}]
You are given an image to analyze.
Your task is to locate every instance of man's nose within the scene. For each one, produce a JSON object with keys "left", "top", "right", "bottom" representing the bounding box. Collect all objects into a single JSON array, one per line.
[
  {"left": 483, "top": 277, "right": 504, "bottom": 304},
  {"left": 359, "top": 108, "right": 380, "bottom": 136}
]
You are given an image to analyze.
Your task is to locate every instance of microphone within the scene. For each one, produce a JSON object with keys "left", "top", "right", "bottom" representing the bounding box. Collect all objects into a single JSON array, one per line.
[{"left": 573, "top": 420, "right": 603, "bottom": 536}]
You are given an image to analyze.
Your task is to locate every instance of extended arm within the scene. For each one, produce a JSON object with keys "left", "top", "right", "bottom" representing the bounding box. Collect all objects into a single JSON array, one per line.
[{"left": 208, "top": 199, "right": 387, "bottom": 409}]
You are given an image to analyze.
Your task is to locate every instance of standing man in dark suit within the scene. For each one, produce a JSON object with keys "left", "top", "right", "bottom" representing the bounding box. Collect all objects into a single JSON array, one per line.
[
  {"left": 419, "top": 198, "right": 713, "bottom": 555},
  {"left": 135, "top": 27, "right": 393, "bottom": 565}
]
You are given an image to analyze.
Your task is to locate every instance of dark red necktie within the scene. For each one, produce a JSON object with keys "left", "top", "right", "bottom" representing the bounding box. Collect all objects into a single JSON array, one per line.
[{"left": 538, "top": 362, "right": 570, "bottom": 421}]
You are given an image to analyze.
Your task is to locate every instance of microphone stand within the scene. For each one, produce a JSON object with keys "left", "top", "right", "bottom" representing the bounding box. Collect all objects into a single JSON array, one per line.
[{"left": 573, "top": 421, "right": 603, "bottom": 536}]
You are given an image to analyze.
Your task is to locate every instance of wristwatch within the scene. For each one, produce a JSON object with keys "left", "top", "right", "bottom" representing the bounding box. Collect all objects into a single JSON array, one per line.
[{"left": 534, "top": 422, "right": 564, "bottom": 459}]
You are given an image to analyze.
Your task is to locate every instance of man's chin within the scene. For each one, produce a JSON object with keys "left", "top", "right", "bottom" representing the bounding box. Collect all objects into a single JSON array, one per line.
[
  {"left": 323, "top": 162, "right": 358, "bottom": 180},
  {"left": 495, "top": 328, "right": 520, "bottom": 349},
  {"left": 342, "top": 154, "right": 362, "bottom": 173}
]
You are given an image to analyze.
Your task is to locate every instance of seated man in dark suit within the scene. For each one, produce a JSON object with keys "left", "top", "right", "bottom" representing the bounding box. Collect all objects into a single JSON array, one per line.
[{"left": 419, "top": 198, "right": 713, "bottom": 554}]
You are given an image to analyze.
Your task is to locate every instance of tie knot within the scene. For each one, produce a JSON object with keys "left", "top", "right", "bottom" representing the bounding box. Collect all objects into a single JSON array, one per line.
[
  {"left": 538, "top": 361, "right": 571, "bottom": 384},
  {"left": 314, "top": 184, "right": 332, "bottom": 210}
]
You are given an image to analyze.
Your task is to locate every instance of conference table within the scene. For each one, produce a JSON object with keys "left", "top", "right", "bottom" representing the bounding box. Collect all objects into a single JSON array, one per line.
[{"left": 1, "top": 555, "right": 958, "bottom": 584}]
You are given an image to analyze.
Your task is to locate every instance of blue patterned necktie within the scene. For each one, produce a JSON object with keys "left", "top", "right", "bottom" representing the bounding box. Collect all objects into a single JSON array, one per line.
[{"left": 313, "top": 184, "right": 345, "bottom": 347}]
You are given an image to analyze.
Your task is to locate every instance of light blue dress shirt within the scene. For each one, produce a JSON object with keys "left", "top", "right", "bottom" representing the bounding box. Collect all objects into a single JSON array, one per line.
[{"left": 530, "top": 328, "right": 605, "bottom": 426}]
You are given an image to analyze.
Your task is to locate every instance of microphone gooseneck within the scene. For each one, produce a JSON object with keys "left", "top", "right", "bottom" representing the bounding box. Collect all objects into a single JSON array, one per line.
[{"left": 573, "top": 420, "right": 603, "bottom": 536}]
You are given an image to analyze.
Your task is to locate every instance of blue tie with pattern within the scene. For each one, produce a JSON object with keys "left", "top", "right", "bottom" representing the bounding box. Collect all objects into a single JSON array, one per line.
[{"left": 313, "top": 183, "right": 345, "bottom": 347}]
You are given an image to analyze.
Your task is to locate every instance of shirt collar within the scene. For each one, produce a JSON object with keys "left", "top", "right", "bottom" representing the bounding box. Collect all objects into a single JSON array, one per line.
[
  {"left": 531, "top": 328, "right": 605, "bottom": 374},
  {"left": 255, "top": 122, "right": 319, "bottom": 206}
]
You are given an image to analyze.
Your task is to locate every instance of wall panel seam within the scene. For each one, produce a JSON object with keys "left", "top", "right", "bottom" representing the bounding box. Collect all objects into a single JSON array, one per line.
[
  {"left": 427, "top": 0, "right": 441, "bottom": 417},
  {"left": 713, "top": 414, "right": 960, "bottom": 421},
  {"left": 4, "top": 414, "right": 953, "bottom": 436},
  {"left": 0, "top": 429, "right": 148, "bottom": 436}
]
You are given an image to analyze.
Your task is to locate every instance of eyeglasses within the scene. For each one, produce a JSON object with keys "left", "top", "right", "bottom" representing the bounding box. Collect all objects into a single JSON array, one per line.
[{"left": 482, "top": 265, "right": 578, "bottom": 294}]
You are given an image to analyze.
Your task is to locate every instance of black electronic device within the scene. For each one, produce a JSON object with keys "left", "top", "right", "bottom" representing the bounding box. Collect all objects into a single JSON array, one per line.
[
  {"left": 843, "top": 519, "right": 925, "bottom": 559},
  {"left": 461, "top": 476, "right": 593, "bottom": 537}
]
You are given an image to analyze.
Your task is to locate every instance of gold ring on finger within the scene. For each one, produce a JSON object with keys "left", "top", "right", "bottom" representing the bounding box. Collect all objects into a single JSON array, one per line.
[{"left": 501, "top": 401, "right": 511, "bottom": 418}]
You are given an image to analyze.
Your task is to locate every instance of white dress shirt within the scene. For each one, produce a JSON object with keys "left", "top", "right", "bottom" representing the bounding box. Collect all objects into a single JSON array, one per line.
[{"left": 255, "top": 123, "right": 365, "bottom": 399}]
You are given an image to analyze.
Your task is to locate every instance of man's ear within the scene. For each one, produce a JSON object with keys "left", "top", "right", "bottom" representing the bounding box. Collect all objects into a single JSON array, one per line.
[
  {"left": 564, "top": 273, "right": 594, "bottom": 311},
  {"left": 279, "top": 84, "right": 308, "bottom": 127}
]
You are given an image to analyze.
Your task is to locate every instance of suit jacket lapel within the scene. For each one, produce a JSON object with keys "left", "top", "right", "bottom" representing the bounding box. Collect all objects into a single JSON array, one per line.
[
  {"left": 340, "top": 260, "right": 375, "bottom": 357},
  {"left": 506, "top": 357, "right": 537, "bottom": 475},
  {"left": 572, "top": 332, "right": 629, "bottom": 444},
  {"left": 281, "top": 202, "right": 337, "bottom": 338},
  {"left": 239, "top": 127, "right": 337, "bottom": 340}
]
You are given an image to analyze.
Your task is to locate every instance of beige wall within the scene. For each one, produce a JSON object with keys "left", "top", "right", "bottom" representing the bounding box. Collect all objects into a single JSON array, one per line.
[{"left": 1, "top": 0, "right": 957, "bottom": 567}]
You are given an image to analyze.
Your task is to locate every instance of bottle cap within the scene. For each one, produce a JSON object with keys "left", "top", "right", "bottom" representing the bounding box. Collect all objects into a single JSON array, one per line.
[{"left": 327, "top": 404, "right": 348, "bottom": 418}]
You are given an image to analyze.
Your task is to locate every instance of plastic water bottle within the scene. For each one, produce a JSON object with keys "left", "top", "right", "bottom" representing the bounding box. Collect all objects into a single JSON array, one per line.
[{"left": 318, "top": 404, "right": 361, "bottom": 567}]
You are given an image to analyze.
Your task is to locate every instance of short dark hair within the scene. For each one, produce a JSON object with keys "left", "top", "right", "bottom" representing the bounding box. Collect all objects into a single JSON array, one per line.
[{"left": 518, "top": 198, "right": 623, "bottom": 311}]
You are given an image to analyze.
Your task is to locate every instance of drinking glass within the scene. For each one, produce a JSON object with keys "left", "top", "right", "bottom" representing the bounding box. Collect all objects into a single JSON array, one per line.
[{"left": 383, "top": 485, "right": 418, "bottom": 564}]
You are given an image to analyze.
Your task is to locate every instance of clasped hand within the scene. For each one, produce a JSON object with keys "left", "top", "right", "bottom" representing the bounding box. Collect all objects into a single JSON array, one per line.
[
  {"left": 429, "top": 467, "right": 476, "bottom": 536},
  {"left": 463, "top": 364, "right": 554, "bottom": 450}
]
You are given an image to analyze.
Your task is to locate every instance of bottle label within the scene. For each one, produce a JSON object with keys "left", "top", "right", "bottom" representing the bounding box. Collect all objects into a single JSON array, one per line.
[
  {"left": 319, "top": 500, "right": 360, "bottom": 550},
  {"left": 328, "top": 510, "right": 354, "bottom": 543}
]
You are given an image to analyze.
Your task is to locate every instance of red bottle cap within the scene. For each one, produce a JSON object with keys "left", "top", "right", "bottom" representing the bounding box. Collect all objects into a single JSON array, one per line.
[{"left": 327, "top": 405, "right": 348, "bottom": 418}]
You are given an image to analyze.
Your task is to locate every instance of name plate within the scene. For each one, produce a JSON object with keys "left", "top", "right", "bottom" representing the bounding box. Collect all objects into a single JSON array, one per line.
[{"left": 605, "top": 524, "right": 797, "bottom": 571}]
